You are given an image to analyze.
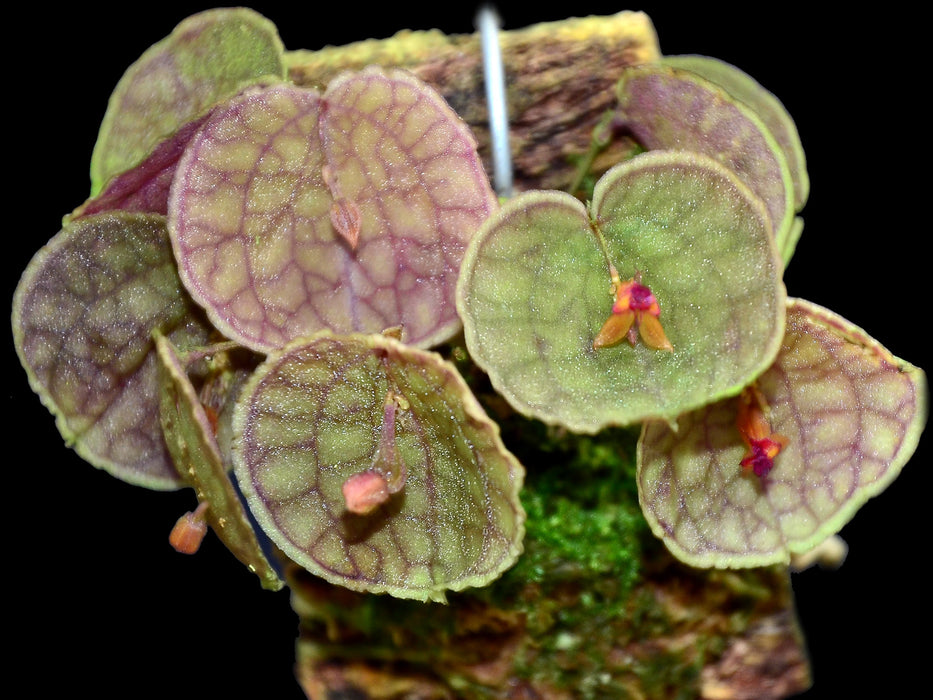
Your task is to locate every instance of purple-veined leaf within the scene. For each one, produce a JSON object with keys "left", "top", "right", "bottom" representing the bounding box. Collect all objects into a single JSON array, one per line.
[
  {"left": 155, "top": 332, "right": 282, "bottom": 589},
  {"left": 12, "top": 212, "right": 213, "bottom": 489},
  {"left": 660, "top": 55, "right": 809, "bottom": 265},
  {"left": 169, "top": 69, "right": 495, "bottom": 353},
  {"left": 168, "top": 83, "right": 328, "bottom": 352},
  {"left": 231, "top": 332, "right": 525, "bottom": 602},
  {"left": 662, "top": 55, "right": 809, "bottom": 212},
  {"left": 318, "top": 66, "right": 497, "bottom": 348},
  {"left": 457, "top": 150, "right": 785, "bottom": 432},
  {"left": 615, "top": 63, "right": 795, "bottom": 261},
  {"left": 90, "top": 7, "right": 286, "bottom": 196},
  {"left": 637, "top": 298, "right": 927, "bottom": 568}
]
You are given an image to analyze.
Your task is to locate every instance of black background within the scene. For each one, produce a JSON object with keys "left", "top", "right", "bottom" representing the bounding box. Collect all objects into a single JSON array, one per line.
[{"left": 10, "top": 3, "right": 927, "bottom": 697}]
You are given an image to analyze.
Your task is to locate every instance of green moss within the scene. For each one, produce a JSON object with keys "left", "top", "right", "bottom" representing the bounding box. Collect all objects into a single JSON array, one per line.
[
  {"left": 637, "top": 649, "right": 704, "bottom": 700},
  {"left": 445, "top": 342, "right": 647, "bottom": 614},
  {"left": 464, "top": 417, "right": 650, "bottom": 696},
  {"left": 513, "top": 464, "right": 641, "bottom": 589}
]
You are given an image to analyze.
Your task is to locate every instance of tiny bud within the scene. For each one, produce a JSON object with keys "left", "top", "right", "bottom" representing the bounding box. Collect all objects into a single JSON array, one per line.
[
  {"left": 330, "top": 197, "right": 362, "bottom": 250},
  {"left": 791, "top": 535, "right": 848, "bottom": 571},
  {"left": 169, "top": 502, "right": 209, "bottom": 554},
  {"left": 342, "top": 470, "right": 390, "bottom": 515},
  {"left": 323, "top": 164, "right": 362, "bottom": 249},
  {"left": 381, "top": 326, "right": 405, "bottom": 341}
]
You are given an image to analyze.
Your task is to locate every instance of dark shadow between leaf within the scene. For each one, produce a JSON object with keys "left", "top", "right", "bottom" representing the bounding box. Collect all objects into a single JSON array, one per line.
[{"left": 340, "top": 490, "right": 407, "bottom": 545}]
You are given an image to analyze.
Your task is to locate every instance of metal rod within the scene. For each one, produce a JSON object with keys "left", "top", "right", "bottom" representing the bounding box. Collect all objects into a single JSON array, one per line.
[{"left": 476, "top": 5, "right": 513, "bottom": 198}]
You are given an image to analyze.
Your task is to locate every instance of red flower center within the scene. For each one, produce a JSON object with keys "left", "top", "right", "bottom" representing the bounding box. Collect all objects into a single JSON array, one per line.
[
  {"left": 628, "top": 282, "right": 657, "bottom": 311},
  {"left": 740, "top": 437, "right": 784, "bottom": 478}
]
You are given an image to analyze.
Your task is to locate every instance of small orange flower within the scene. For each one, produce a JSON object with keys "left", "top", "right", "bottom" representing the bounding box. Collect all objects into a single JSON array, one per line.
[
  {"left": 593, "top": 267, "right": 673, "bottom": 351},
  {"left": 169, "top": 501, "right": 210, "bottom": 554},
  {"left": 736, "top": 386, "right": 788, "bottom": 479}
]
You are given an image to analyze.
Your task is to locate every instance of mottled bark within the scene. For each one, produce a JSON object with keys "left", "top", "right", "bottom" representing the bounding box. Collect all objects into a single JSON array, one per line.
[
  {"left": 288, "top": 548, "right": 809, "bottom": 699},
  {"left": 287, "top": 11, "right": 659, "bottom": 194}
]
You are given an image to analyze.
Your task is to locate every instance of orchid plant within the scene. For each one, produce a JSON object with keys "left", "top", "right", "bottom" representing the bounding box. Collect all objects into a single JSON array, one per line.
[{"left": 12, "top": 7, "right": 927, "bottom": 696}]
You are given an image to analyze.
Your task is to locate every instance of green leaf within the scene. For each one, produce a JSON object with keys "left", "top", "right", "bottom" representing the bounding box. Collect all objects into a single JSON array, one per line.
[
  {"left": 615, "top": 63, "right": 796, "bottom": 262},
  {"left": 231, "top": 332, "right": 525, "bottom": 602},
  {"left": 637, "top": 298, "right": 928, "bottom": 568},
  {"left": 457, "top": 150, "right": 786, "bottom": 432},
  {"left": 12, "top": 212, "right": 212, "bottom": 489},
  {"left": 90, "top": 7, "right": 286, "bottom": 195},
  {"left": 155, "top": 332, "right": 283, "bottom": 590}
]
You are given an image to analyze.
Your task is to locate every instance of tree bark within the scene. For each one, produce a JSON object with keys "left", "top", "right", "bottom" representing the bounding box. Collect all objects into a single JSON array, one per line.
[
  {"left": 289, "top": 550, "right": 810, "bottom": 699},
  {"left": 287, "top": 11, "right": 658, "bottom": 194}
]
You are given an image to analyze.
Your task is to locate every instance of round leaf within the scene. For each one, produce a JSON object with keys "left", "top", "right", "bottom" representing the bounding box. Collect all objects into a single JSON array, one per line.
[
  {"left": 90, "top": 7, "right": 286, "bottom": 194},
  {"left": 12, "top": 212, "right": 212, "bottom": 489},
  {"left": 662, "top": 54, "right": 809, "bottom": 211},
  {"left": 168, "top": 84, "right": 330, "bottom": 352},
  {"left": 231, "top": 332, "right": 525, "bottom": 601},
  {"left": 457, "top": 150, "right": 786, "bottom": 432},
  {"left": 637, "top": 298, "right": 928, "bottom": 568}
]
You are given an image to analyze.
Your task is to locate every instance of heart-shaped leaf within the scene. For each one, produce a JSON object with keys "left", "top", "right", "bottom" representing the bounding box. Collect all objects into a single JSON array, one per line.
[
  {"left": 90, "top": 7, "right": 286, "bottom": 195},
  {"left": 637, "top": 298, "right": 928, "bottom": 568},
  {"left": 231, "top": 332, "right": 525, "bottom": 602},
  {"left": 12, "top": 212, "right": 213, "bottom": 488},
  {"left": 169, "top": 69, "right": 495, "bottom": 353},
  {"left": 615, "top": 63, "right": 795, "bottom": 261},
  {"left": 155, "top": 332, "right": 283, "bottom": 590},
  {"left": 457, "top": 150, "right": 786, "bottom": 432}
]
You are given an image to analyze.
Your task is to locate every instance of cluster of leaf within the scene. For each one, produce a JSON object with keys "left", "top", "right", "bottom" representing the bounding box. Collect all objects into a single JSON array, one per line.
[
  {"left": 458, "top": 56, "right": 927, "bottom": 569},
  {"left": 13, "top": 8, "right": 523, "bottom": 602},
  {"left": 11, "top": 7, "right": 927, "bottom": 609}
]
